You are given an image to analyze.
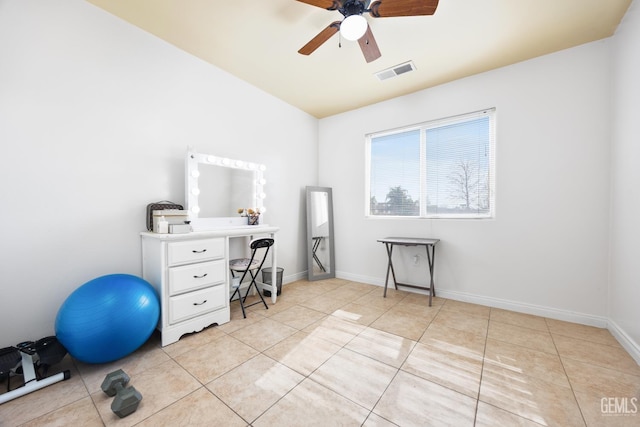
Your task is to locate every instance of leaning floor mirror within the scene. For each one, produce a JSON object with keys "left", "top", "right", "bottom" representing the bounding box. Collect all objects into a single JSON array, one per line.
[{"left": 306, "top": 186, "right": 335, "bottom": 281}]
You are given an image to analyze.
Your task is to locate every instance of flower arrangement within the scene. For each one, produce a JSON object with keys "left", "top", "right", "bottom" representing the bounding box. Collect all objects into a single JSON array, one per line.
[
  {"left": 237, "top": 208, "right": 261, "bottom": 217},
  {"left": 238, "top": 208, "right": 261, "bottom": 225}
]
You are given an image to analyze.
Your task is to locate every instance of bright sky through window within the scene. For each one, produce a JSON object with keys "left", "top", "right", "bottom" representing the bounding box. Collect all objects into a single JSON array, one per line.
[{"left": 367, "top": 109, "right": 495, "bottom": 218}]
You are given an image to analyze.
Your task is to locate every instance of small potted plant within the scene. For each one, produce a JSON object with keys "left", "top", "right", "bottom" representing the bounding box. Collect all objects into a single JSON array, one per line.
[{"left": 238, "top": 208, "right": 261, "bottom": 225}]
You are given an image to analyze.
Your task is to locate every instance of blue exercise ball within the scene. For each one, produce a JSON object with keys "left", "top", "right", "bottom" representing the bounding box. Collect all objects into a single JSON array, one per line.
[{"left": 55, "top": 274, "right": 160, "bottom": 364}]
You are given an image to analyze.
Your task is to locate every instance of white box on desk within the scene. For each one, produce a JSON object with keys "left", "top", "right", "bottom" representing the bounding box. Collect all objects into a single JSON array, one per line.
[{"left": 152, "top": 209, "right": 188, "bottom": 232}]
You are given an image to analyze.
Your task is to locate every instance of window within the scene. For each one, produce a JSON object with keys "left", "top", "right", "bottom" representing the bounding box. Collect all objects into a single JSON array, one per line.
[{"left": 366, "top": 109, "right": 495, "bottom": 219}]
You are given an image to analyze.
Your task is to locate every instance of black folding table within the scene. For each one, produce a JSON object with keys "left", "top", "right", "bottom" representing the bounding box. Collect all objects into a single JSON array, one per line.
[{"left": 377, "top": 237, "right": 440, "bottom": 306}]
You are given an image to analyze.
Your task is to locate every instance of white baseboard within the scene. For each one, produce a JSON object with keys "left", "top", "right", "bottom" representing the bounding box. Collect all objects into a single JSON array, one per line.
[
  {"left": 336, "top": 271, "right": 608, "bottom": 327},
  {"left": 336, "top": 270, "right": 385, "bottom": 286},
  {"left": 335, "top": 271, "right": 640, "bottom": 366},
  {"left": 438, "top": 288, "right": 608, "bottom": 328},
  {"left": 336, "top": 270, "right": 639, "bottom": 364},
  {"left": 283, "top": 271, "right": 307, "bottom": 284},
  {"left": 607, "top": 319, "right": 640, "bottom": 365}
]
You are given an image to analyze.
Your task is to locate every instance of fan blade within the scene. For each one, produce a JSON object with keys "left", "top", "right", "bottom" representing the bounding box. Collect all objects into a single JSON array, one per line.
[
  {"left": 369, "top": 0, "right": 439, "bottom": 17},
  {"left": 357, "top": 25, "right": 381, "bottom": 62},
  {"left": 298, "top": 21, "right": 341, "bottom": 55},
  {"left": 296, "top": 0, "right": 343, "bottom": 10}
]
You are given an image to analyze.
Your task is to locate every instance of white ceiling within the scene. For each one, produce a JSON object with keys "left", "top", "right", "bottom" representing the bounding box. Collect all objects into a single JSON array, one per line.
[{"left": 87, "top": 0, "right": 631, "bottom": 118}]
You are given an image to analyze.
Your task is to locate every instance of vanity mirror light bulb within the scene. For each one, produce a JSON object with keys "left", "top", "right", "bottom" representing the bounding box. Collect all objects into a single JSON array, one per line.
[
  {"left": 259, "top": 164, "right": 267, "bottom": 171},
  {"left": 259, "top": 192, "right": 266, "bottom": 199},
  {"left": 248, "top": 163, "right": 257, "bottom": 170},
  {"left": 235, "top": 160, "right": 244, "bottom": 168},
  {"left": 191, "top": 170, "right": 200, "bottom": 178},
  {"left": 191, "top": 188, "right": 200, "bottom": 196},
  {"left": 258, "top": 178, "right": 266, "bottom": 185},
  {"left": 191, "top": 206, "right": 200, "bottom": 214},
  {"left": 259, "top": 206, "right": 267, "bottom": 214},
  {"left": 206, "top": 155, "right": 216, "bottom": 163},
  {"left": 222, "top": 158, "right": 230, "bottom": 165}
]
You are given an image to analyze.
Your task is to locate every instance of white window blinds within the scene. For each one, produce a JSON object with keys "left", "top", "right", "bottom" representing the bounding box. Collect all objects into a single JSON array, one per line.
[{"left": 367, "top": 109, "right": 495, "bottom": 219}]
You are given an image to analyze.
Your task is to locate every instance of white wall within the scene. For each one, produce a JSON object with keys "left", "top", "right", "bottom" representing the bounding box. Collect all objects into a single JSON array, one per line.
[
  {"left": 319, "top": 40, "right": 612, "bottom": 325},
  {"left": 609, "top": 0, "right": 640, "bottom": 361},
  {"left": 0, "top": 0, "right": 318, "bottom": 347}
]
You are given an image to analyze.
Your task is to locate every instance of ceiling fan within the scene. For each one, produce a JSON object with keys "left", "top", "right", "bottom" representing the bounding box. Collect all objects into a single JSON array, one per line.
[{"left": 297, "top": 0, "right": 439, "bottom": 63}]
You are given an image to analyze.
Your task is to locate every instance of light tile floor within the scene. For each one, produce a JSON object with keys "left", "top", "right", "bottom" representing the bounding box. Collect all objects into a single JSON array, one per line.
[{"left": 1, "top": 279, "right": 639, "bottom": 426}]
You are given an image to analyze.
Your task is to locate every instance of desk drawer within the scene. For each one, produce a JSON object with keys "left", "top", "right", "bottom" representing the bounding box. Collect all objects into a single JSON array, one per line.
[
  {"left": 169, "top": 285, "right": 226, "bottom": 324},
  {"left": 169, "top": 260, "right": 226, "bottom": 296},
  {"left": 168, "top": 238, "right": 224, "bottom": 266}
]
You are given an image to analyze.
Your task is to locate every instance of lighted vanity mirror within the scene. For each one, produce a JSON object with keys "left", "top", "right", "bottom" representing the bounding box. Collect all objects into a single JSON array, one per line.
[{"left": 186, "top": 150, "right": 266, "bottom": 229}]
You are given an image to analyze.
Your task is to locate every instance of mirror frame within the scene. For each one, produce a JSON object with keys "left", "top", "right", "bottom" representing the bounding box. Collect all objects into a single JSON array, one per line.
[
  {"left": 306, "top": 186, "right": 335, "bottom": 281},
  {"left": 186, "top": 150, "right": 266, "bottom": 225}
]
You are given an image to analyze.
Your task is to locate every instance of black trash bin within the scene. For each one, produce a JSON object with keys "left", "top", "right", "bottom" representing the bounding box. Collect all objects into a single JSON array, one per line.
[{"left": 262, "top": 267, "right": 283, "bottom": 297}]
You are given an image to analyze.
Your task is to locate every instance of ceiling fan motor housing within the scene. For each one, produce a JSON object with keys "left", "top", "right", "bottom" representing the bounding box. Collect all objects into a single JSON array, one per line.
[{"left": 340, "top": 0, "right": 366, "bottom": 17}]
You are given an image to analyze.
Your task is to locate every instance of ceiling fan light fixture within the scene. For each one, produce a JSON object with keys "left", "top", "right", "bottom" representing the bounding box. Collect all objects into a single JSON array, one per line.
[{"left": 340, "top": 14, "right": 367, "bottom": 41}]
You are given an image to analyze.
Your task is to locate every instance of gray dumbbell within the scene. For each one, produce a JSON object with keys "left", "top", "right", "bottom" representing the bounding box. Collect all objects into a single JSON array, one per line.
[{"left": 100, "top": 369, "right": 142, "bottom": 418}]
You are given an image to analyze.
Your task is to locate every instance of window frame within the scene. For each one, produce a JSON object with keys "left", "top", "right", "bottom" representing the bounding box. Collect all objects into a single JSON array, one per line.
[{"left": 365, "top": 109, "right": 496, "bottom": 220}]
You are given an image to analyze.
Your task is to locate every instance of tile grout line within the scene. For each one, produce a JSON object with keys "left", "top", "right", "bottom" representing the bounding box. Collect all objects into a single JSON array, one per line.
[
  {"left": 236, "top": 283, "right": 381, "bottom": 426},
  {"left": 474, "top": 310, "right": 552, "bottom": 426},
  {"left": 248, "top": 284, "right": 412, "bottom": 426},
  {"left": 546, "top": 317, "right": 590, "bottom": 427},
  {"left": 472, "top": 306, "right": 492, "bottom": 427}
]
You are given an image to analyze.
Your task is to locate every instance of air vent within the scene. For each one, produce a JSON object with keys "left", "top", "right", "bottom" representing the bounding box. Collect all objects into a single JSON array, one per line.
[{"left": 374, "top": 61, "right": 417, "bottom": 81}]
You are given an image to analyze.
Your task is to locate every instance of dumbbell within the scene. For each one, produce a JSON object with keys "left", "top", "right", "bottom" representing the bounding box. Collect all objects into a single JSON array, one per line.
[{"left": 100, "top": 369, "right": 142, "bottom": 418}]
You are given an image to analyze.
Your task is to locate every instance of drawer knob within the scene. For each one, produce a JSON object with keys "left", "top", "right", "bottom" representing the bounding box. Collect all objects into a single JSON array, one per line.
[
  {"left": 193, "top": 300, "right": 208, "bottom": 306},
  {"left": 193, "top": 273, "right": 208, "bottom": 279},
  {"left": 192, "top": 249, "right": 207, "bottom": 253}
]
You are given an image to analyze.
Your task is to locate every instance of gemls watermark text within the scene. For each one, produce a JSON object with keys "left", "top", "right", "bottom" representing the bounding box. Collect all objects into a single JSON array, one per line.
[{"left": 601, "top": 397, "right": 638, "bottom": 416}]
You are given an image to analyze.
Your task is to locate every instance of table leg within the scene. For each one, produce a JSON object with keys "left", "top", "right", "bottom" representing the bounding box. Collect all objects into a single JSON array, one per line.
[
  {"left": 271, "top": 233, "right": 277, "bottom": 304},
  {"left": 383, "top": 243, "right": 394, "bottom": 297},
  {"left": 388, "top": 245, "right": 401, "bottom": 291},
  {"left": 425, "top": 244, "right": 436, "bottom": 306}
]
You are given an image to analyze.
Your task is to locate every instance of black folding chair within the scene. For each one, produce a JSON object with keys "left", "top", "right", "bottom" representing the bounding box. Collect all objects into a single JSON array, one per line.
[{"left": 229, "top": 238, "right": 274, "bottom": 318}]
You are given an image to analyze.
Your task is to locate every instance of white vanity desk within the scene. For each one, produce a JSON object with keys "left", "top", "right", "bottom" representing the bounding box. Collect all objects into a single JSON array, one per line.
[{"left": 141, "top": 225, "right": 279, "bottom": 346}]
